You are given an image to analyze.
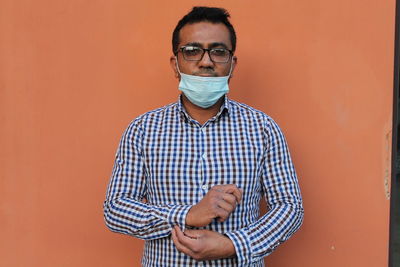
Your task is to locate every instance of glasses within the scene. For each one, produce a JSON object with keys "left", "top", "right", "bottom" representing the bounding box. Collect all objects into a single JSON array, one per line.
[{"left": 177, "top": 46, "right": 233, "bottom": 63}]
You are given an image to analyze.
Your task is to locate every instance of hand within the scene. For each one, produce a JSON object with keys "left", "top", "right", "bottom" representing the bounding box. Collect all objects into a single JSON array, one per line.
[
  {"left": 186, "top": 184, "right": 243, "bottom": 227},
  {"left": 171, "top": 226, "right": 236, "bottom": 261}
]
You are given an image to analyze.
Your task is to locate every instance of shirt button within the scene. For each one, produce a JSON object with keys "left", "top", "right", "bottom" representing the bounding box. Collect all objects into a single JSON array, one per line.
[
  {"left": 202, "top": 154, "right": 207, "bottom": 159},
  {"left": 201, "top": 185, "right": 208, "bottom": 190}
]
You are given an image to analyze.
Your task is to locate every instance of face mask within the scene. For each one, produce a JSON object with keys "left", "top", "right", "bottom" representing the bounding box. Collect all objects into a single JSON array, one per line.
[{"left": 176, "top": 59, "right": 233, "bottom": 108}]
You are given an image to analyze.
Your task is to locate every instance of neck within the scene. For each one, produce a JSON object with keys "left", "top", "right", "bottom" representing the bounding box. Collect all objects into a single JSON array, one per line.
[{"left": 181, "top": 94, "right": 224, "bottom": 125}]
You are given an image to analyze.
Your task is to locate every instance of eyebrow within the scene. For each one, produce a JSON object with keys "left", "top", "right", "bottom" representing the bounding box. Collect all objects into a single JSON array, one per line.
[{"left": 184, "top": 42, "right": 230, "bottom": 50}]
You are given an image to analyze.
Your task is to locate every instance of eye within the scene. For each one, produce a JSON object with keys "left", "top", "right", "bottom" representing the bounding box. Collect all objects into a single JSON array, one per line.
[
  {"left": 210, "top": 48, "right": 229, "bottom": 57},
  {"left": 183, "top": 46, "right": 202, "bottom": 56}
]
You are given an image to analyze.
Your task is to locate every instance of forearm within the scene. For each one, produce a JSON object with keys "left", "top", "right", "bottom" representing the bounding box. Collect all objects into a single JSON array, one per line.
[
  {"left": 104, "top": 120, "right": 194, "bottom": 240},
  {"left": 104, "top": 196, "right": 191, "bottom": 240},
  {"left": 225, "top": 202, "right": 303, "bottom": 265}
]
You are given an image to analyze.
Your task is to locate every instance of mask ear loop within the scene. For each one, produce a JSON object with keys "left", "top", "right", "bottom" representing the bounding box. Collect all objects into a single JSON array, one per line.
[
  {"left": 227, "top": 57, "right": 234, "bottom": 77},
  {"left": 175, "top": 56, "right": 182, "bottom": 76}
]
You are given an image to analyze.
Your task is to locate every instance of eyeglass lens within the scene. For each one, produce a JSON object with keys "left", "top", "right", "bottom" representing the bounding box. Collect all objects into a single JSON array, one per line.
[{"left": 181, "top": 47, "right": 230, "bottom": 63}]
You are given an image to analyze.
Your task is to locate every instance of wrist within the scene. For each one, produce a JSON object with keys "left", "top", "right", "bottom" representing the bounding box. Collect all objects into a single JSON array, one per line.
[
  {"left": 185, "top": 207, "right": 194, "bottom": 226},
  {"left": 223, "top": 234, "right": 237, "bottom": 258}
]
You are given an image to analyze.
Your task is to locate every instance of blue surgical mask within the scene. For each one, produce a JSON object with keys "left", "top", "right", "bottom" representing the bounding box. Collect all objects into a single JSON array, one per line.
[{"left": 176, "top": 59, "right": 233, "bottom": 108}]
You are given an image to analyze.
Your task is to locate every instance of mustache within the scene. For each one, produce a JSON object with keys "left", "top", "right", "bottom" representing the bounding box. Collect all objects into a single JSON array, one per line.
[{"left": 192, "top": 68, "right": 217, "bottom": 76}]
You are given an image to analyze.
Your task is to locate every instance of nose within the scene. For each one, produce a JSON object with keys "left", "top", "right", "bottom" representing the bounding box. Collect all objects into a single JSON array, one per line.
[{"left": 198, "top": 50, "right": 214, "bottom": 68}]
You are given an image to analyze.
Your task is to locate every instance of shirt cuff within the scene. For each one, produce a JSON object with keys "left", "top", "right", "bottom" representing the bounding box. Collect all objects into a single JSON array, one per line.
[
  {"left": 225, "top": 229, "right": 252, "bottom": 266},
  {"left": 167, "top": 205, "right": 192, "bottom": 232}
]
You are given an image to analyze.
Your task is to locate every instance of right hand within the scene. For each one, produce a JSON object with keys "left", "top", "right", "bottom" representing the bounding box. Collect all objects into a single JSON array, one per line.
[{"left": 185, "top": 184, "right": 243, "bottom": 227}]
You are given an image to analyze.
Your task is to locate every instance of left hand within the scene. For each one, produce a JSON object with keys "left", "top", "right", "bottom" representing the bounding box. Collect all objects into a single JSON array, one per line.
[{"left": 171, "top": 225, "right": 236, "bottom": 261}]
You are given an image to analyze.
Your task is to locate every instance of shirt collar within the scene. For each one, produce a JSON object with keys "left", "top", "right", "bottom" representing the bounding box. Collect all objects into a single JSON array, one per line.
[{"left": 177, "top": 94, "right": 231, "bottom": 123}]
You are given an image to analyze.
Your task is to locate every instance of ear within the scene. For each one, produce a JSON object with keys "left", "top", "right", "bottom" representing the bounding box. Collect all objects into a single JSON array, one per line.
[{"left": 170, "top": 56, "right": 180, "bottom": 79}]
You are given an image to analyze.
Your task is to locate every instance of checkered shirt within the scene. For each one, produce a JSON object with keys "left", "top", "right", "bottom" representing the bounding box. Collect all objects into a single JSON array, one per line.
[{"left": 104, "top": 96, "right": 304, "bottom": 266}]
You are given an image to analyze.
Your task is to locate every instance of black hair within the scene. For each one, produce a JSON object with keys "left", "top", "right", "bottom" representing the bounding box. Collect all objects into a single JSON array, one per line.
[{"left": 172, "top": 6, "right": 237, "bottom": 54}]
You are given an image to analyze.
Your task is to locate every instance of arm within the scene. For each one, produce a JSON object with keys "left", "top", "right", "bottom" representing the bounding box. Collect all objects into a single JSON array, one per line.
[
  {"left": 224, "top": 118, "right": 304, "bottom": 265},
  {"left": 172, "top": 118, "right": 303, "bottom": 265},
  {"left": 103, "top": 120, "right": 191, "bottom": 240}
]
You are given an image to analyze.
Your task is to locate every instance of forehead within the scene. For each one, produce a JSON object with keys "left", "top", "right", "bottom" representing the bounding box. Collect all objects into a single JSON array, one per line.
[{"left": 179, "top": 22, "right": 232, "bottom": 49}]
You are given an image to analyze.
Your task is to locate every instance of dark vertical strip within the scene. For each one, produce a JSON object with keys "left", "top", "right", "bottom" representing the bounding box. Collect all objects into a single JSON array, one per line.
[{"left": 390, "top": 0, "right": 400, "bottom": 265}]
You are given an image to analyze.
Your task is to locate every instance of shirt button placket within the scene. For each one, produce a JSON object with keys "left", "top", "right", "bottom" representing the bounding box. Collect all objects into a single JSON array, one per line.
[{"left": 200, "top": 127, "right": 208, "bottom": 195}]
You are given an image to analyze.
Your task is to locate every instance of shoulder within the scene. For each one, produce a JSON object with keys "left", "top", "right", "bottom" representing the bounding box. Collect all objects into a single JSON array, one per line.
[
  {"left": 136, "top": 102, "right": 177, "bottom": 122},
  {"left": 124, "top": 102, "right": 178, "bottom": 134},
  {"left": 228, "top": 100, "right": 288, "bottom": 148},
  {"left": 228, "top": 98, "right": 277, "bottom": 127}
]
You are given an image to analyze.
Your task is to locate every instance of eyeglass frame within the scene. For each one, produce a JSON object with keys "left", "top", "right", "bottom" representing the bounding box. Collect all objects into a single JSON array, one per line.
[{"left": 176, "top": 45, "right": 233, "bottom": 63}]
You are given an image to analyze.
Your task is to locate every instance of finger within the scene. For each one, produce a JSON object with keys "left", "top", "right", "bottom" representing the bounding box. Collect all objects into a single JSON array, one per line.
[
  {"left": 171, "top": 228, "right": 195, "bottom": 256},
  {"left": 221, "top": 193, "right": 237, "bottom": 206},
  {"left": 211, "top": 185, "right": 225, "bottom": 192},
  {"left": 175, "top": 227, "right": 202, "bottom": 252},
  {"left": 223, "top": 185, "right": 242, "bottom": 203},
  {"left": 171, "top": 228, "right": 180, "bottom": 247},
  {"left": 215, "top": 207, "right": 230, "bottom": 222},
  {"left": 174, "top": 226, "right": 198, "bottom": 249},
  {"left": 171, "top": 227, "right": 177, "bottom": 242},
  {"left": 217, "top": 197, "right": 236, "bottom": 213},
  {"left": 211, "top": 185, "right": 242, "bottom": 203},
  {"left": 174, "top": 226, "right": 188, "bottom": 241},
  {"left": 183, "top": 229, "right": 201, "bottom": 239},
  {"left": 211, "top": 185, "right": 237, "bottom": 201}
]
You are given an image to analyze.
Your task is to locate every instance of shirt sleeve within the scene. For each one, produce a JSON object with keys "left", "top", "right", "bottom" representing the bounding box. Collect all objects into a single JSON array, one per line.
[
  {"left": 225, "top": 118, "right": 304, "bottom": 266},
  {"left": 103, "top": 119, "right": 192, "bottom": 240}
]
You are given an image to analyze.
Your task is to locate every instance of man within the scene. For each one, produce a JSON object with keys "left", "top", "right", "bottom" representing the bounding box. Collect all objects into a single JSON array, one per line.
[{"left": 104, "top": 6, "right": 303, "bottom": 266}]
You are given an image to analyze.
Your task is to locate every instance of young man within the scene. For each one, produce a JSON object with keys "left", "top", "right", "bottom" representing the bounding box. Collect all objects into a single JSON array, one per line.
[{"left": 104, "top": 7, "right": 303, "bottom": 266}]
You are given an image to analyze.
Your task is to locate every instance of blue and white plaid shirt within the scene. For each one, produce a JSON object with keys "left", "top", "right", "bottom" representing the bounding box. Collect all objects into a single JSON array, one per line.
[{"left": 104, "top": 96, "right": 303, "bottom": 266}]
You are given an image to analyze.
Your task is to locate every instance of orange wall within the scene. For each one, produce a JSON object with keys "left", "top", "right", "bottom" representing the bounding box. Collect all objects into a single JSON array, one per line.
[{"left": 0, "top": 0, "right": 395, "bottom": 266}]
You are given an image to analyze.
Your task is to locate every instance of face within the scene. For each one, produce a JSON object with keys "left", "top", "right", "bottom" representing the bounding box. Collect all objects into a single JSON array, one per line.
[{"left": 170, "top": 22, "right": 237, "bottom": 78}]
